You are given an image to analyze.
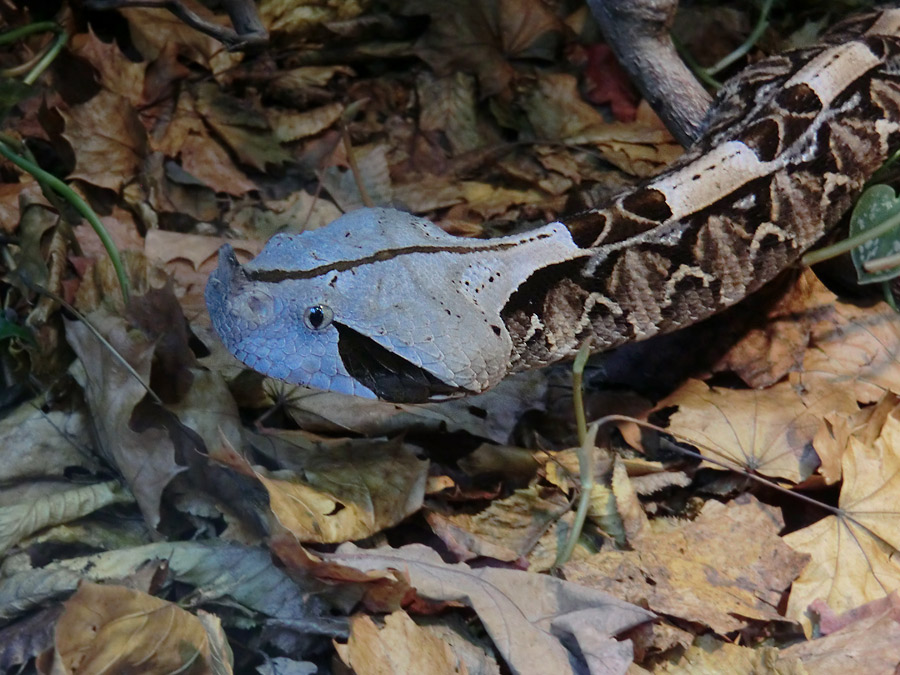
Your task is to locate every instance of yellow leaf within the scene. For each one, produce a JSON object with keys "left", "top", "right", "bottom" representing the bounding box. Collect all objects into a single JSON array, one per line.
[
  {"left": 337, "top": 611, "right": 467, "bottom": 675},
  {"left": 53, "top": 582, "right": 215, "bottom": 674},
  {"left": 786, "top": 410, "right": 900, "bottom": 636}
]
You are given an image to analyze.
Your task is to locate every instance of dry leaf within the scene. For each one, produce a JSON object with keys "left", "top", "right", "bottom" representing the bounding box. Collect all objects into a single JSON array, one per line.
[
  {"left": 52, "top": 582, "right": 215, "bottom": 674},
  {"left": 66, "top": 312, "right": 186, "bottom": 528},
  {"left": 335, "top": 611, "right": 467, "bottom": 675},
  {"left": 69, "top": 30, "right": 146, "bottom": 105},
  {"left": 324, "top": 543, "right": 653, "bottom": 675},
  {"left": 411, "top": 0, "right": 561, "bottom": 96},
  {"left": 62, "top": 91, "right": 147, "bottom": 192},
  {"left": 657, "top": 635, "right": 804, "bottom": 675},
  {"left": 714, "top": 269, "right": 823, "bottom": 387},
  {"left": 785, "top": 407, "right": 900, "bottom": 636},
  {"left": 800, "top": 282, "right": 900, "bottom": 404},
  {"left": 212, "top": 435, "right": 427, "bottom": 543},
  {"left": 565, "top": 497, "right": 808, "bottom": 634},
  {"left": 426, "top": 487, "right": 567, "bottom": 563},
  {"left": 659, "top": 379, "right": 856, "bottom": 482}
]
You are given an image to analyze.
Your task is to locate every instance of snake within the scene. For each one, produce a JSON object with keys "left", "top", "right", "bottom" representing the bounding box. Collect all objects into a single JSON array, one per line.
[{"left": 205, "top": 7, "right": 900, "bottom": 403}]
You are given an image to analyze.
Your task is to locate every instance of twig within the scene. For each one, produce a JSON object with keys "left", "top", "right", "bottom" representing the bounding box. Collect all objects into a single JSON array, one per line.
[{"left": 83, "top": 0, "right": 268, "bottom": 51}]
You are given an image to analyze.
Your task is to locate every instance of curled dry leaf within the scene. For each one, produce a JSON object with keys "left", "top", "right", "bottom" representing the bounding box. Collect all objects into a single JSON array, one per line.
[
  {"left": 66, "top": 313, "right": 185, "bottom": 528},
  {"left": 785, "top": 407, "right": 900, "bottom": 636},
  {"left": 211, "top": 434, "right": 427, "bottom": 543}
]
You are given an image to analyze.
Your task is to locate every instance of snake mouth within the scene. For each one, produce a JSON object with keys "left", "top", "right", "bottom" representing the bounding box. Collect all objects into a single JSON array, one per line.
[{"left": 335, "top": 324, "right": 472, "bottom": 403}]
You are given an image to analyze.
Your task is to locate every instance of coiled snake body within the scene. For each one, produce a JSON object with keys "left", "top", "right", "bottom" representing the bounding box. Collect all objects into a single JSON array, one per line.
[{"left": 206, "top": 8, "right": 900, "bottom": 403}]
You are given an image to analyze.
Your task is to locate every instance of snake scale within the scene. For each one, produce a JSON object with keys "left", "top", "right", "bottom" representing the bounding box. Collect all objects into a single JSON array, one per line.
[{"left": 206, "top": 7, "right": 900, "bottom": 403}]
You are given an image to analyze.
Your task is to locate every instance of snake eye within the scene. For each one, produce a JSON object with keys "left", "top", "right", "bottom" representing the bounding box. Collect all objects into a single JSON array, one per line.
[{"left": 304, "top": 304, "right": 333, "bottom": 330}]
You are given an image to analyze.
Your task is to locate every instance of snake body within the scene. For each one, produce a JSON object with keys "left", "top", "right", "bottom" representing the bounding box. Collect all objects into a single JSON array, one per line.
[{"left": 206, "top": 8, "right": 900, "bottom": 403}]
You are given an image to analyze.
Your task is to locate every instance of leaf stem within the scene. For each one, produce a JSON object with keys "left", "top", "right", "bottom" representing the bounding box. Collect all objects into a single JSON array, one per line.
[
  {"left": 705, "top": 0, "right": 774, "bottom": 76},
  {"left": 555, "top": 422, "right": 597, "bottom": 567}
]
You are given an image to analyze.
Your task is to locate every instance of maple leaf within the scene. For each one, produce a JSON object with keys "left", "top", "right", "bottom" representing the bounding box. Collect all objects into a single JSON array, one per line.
[
  {"left": 69, "top": 30, "right": 146, "bottom": 105},
  {"left": 658, "top": 379, "right": 856, "bottom": 482},
  {"left": 61, "top": 90, "right": 146, "bottom": 192},
  {"left": 786, "top": 408, "right": 900, "bottom": 636}
]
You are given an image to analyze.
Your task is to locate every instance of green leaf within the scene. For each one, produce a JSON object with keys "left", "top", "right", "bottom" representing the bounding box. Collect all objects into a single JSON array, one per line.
[
  {"left": 849, "top": 184, "right": 900, "bottom": 284},
  {"left": 0, "top": 316, "right": 33, "bottom": 344}
]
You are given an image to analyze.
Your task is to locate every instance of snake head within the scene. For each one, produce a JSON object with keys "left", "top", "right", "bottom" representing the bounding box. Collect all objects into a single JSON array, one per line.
[{"left": 206, "top": 208, "right": 581, "bottom": 402}]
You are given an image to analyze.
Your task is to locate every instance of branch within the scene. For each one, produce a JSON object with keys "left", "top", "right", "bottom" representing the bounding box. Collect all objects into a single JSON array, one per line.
[
  {"left": 84, "top": 0, "right": 268, "bottom": 51},
  {"left": 587, "top": 0, "right": 711, "bottom": 147}
]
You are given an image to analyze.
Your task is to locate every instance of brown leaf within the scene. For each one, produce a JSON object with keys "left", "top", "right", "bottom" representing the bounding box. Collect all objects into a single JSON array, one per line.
[
  {"left": 411, "top": 0, "right": 561, "bottom": 97},
  {"left": 324, "top": 543, "right": 653, "bottom": 675},
  {"left": 62, "top": 91, "right": 147, "bottom": 191},
  {"left": 144, "top": 230, "right": 263, "bottom": 320},
  {"left": 66, "top": 311, "right": 186, "bottom": 527},
  {"left": 812, "top": 393, "right": 899, "bottom": 486},
  {"left": 212, "top": 435, "right": 427, "bottom": 543},
  {"left": 659, "top": 379, "right": 856, "bottom": 482},
  {"left": 73, "top": 207, "right": 143, "bottom": 263},
  {"left": 69, "top": 30, "right": 146, "bottom": 105},
  {"left": 657, "top": 634, "right": 804, "bottom": 674},
  {"left": 52, "top": 582, "right": 215, "bottom": 674},
  {"left": 194, "top": 83, "right": 291, "bottom": 171},
  {"left": 154, "top": 89, "right": 256, "bottom": 195},
  {"left": 785, "top": 407, "right": 900, "bottom": 636},
  {"left": 781, "top": 593, "right": 900, "bottom": 674},
  {"left": 800, "top": 287, "right": 900, "bottom": 404},
  {"left": 268, "top": 102, "right": 344, "bottom": 142},
  {"left": 120, "top": 6, "right": 241, "bottom": 74},
  {"left": 522, "top": 75, "right": 681, "bottom": 177},
  {"left": 336, "top": 611, "right": 467, "bottom": 675},
  {"left": 426, "top": 487, "right": 567, "bottom": 564},
  {"left": 259, "top": 0, "right": 368, "bottom": 37},
  {"left": 564, "top": 497, "right": 808, "bottom": 634},
  {"left": 714, "top": 269, "right": 824, "bottom": 388}
]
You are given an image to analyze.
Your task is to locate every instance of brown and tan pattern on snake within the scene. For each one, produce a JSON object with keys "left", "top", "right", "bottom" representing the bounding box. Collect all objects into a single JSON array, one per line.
[
  {"left": 207, "top": 8, "right": 900, "bottom": 402},
  {"left": 503, "top": 9, "right": 900, "bottom": 375}
]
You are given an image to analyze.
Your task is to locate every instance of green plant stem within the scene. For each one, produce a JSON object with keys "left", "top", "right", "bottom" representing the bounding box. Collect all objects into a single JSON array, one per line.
[
  {"left": 802, "top": 209, "right": 900, "bottom": 267},
  {"left": 572, "top": 337, "right": 593, "bottom": 446},
  {"left": 883, "top": 281, "right": 899, "bottom": 312},
  {"left": 554, "top": 338, "right": 598, "bottom": 567},
  {"left": 0, "top": 22, "right": 68, "bottom": 85},
  {"left": 0, "top": 21, "right": 60, "bottom": 45},
  {"left": 675, "top": 37, "right": 722, "bottom": 89},
  {"left": 0, "top": 140, "right": 130, "bottom": 302},
  {"left": 555, "top": 421, "right": 598, "bottom": 568},
  {"left": 23, "top": 28, "right": 67, "bottom": 85},
  {"left": 706, "top": 0, "right": 774, "bottom": 76}
]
